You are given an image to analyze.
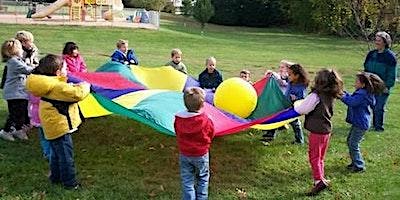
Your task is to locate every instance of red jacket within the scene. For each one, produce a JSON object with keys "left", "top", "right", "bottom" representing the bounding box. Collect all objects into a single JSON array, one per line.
[
  {"left": 174, "top": 111, "right": 215, "bottom": 157},
  {"left": 63, "top": 54, "right": 87, "bottom": 73}
]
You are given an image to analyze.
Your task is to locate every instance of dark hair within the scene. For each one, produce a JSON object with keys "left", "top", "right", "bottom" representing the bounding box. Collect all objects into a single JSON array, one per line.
[
  {"left": 62, "top": 41, "right": 78, "bottom": 55},
  {"left": 357, "top": 72, "right": 386, "bottom": 94},
  {"left": 289, "top": 64, "right": 310, "bottom": 86},
  {"left": 33, "top": 54, "right": 63, "bottom": 75},
  {"left": 311, "top": 69, "right": 344, "bottom": 98}
]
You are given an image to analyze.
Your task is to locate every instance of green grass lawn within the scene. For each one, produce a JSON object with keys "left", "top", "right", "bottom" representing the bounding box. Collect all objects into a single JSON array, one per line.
[{"left": 0, "top": 14, "right": 399, "bottom": 199}]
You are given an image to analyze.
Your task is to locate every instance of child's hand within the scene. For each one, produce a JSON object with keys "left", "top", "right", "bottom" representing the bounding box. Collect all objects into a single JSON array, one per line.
[
  {"left": 264, "top": 70, "right": 273, "bottom": 76},
  {"left": 290, "top": 94, "right": 296, "bottom": 101}
]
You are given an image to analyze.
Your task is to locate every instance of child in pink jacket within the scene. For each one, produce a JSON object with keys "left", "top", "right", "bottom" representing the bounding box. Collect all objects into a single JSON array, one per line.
[{"left": 62, "top": 42, "right": 87, "bottom": 73}]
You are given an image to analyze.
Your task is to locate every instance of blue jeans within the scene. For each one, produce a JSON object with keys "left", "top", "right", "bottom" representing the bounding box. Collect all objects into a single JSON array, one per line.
[
  {"left": 372, "top": 93, "right": 389, "bottom": 131},
  {"left": 38, "top": 127, "right": 51, "bottom": 160},
  {"left": 179, "top": 153, "right": 210, "bottom": 200},
  {"left": 347, "top": 126, "right": 366, "bottom": 169},
  {"left": 49, "top": 133, "right": 78, "bottom": 188}
]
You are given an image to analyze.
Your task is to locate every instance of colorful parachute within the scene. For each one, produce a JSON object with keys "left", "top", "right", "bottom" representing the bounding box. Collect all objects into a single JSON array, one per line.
[{"left": 69, "top": 61, "right": 300, "bottom": 137}]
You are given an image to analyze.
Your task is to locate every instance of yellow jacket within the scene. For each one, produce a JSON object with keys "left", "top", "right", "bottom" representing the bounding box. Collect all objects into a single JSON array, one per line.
[{"left": 26, "top": 74, "right": 90, "bottom": 140}]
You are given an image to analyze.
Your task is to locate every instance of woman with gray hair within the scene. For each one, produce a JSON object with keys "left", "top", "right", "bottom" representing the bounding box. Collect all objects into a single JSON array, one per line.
[{"left": 363, "top": 31, "right": 398, "bottom": 132}]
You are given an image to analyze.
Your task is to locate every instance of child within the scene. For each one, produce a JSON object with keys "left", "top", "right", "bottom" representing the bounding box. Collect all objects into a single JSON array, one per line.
[
  {"left": 198, "top": 57, "right": 223, "bottom": 91},
  {"left": 166, "top": 48, "right": 188, "bottom": 74},
  {"left": 29, "top": 93, "right": 51, "bottom": 160},
  {"left": 26, "top": 54, "right": 91, "bottom": 190},
  {"left": 15, "top": 30, "right": 39, "bottom": 67},
  {"left": 1, "top": 31, "right": 39, "bottom": 90},
  {"left": 111, "top": 39, "right": 139, "bottom": 66},
  {"left": 62, "top": 42, "right": 88, "bottom": 73},
  {"left": 0, "top": 39, "right": 35, "bottom": 141},
  {"left": 266, "top": 60, "right": 293, "bottom": 93},
  {"left": 294, "top": 69, "right": 344, "bottom": 196},
  {"left": 174, "top": 87, "right": 215, "bottom": 200},
  {"left": 239, "top": 69, "right": 252, "bottom": 84},
  {"left": 262, "top": 64, "right": 309, "bottom": 144},
  {"left": 341, "top": 72, "right": 385, "bottom": 172}
]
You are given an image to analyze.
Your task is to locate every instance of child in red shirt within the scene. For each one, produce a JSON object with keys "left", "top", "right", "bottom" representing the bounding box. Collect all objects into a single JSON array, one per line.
[{"left": 174, "top": 87, "right": 215, "bottom": 200}]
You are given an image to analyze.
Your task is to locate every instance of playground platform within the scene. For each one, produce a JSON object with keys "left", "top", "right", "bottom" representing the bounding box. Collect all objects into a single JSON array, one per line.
[{"left": 0, "top": 14, "right": 159, "bottom": 30}]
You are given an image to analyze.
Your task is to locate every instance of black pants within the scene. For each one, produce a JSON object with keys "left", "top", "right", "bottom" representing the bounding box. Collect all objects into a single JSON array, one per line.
[{"left": 3, "top": 99, "right": 29, "bottom": 132}]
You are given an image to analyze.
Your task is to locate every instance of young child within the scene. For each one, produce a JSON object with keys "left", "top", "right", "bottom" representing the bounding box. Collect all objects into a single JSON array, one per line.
[
  {"left": 294, "top": 69, "right": 344, "bottom": 196},
  {"left": 266, "top": 60, "right": 293, "bottom": 94},
  {"left": 1, "top": 31, "right": 38, "bottom": 90},
  {"left": 26, "top": 54, "right": 91, "bottom": 190},
  {"left": 111, "top": 39, "right": 139, "bottom": 66},
  {"left": 198, "top": 57, "right": 223, "bottom": 91},
  {"left": 262, "top": 64, "right": 309, "bottom": 144},
  {"left": 29, "top": 93, "right": 51, "bottom": 160},
  {"left": 16, "top": 30, "right": 39, "bottom": 67},
  {"left": 239, "top": 69, "right": 252, "bottom": 84},
  {"left": 0, "top": 39, "right": 35, "bottom": 141},
  {"left": 174, "top": 87, "right": 215, "bottom": 200},
  {"left": 341, "top": 72, "right": 385, "bottom": 173},
  {"left": 166, "top": 48, "right": 188, "bottom": 74},
  {"left": 62, "top": 41, "right": 87, "bottom": 73}
]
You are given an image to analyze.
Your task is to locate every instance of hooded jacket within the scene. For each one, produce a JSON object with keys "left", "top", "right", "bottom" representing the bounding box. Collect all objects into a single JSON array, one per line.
[
  {"left": 26, "top": 74, "right": 90, "bottom": 140},
  {"left": 342, "top": 88, "right": 375, "bottom": 130},
  {"left": 174, "top": 111, "right": 215, "bottom": 157}
]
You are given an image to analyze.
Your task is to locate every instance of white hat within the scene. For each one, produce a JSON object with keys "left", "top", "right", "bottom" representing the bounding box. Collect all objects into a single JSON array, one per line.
[{"left": 376, "top": 31, "right": 392, "bottom": 47}]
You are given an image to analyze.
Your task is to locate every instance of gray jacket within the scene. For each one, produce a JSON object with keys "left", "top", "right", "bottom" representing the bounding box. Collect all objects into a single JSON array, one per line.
[{"left": 3, "top": 57, "right": 34, "bottom": 100}]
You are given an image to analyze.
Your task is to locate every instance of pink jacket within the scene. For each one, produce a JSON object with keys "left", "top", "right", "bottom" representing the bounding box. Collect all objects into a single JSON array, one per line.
[
  {"left": 63, "top": 54, "right": 88, "bottom": 73},
  {"left": 28, "top": 93, "right": 41, "bottom": 127}
]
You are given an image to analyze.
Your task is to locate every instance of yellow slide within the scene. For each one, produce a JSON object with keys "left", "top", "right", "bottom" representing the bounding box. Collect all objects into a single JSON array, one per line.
[{"left": 31, "top": 0, "right": 69, "bottom": 18}]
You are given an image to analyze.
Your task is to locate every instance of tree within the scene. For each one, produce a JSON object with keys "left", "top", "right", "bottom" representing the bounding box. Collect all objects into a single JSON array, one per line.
[
  {"left": 181, "top": 0, "right": 194, "bottom": 16},
  {"left": 193, "top": 0, "right": 215, "bottom": 30}
]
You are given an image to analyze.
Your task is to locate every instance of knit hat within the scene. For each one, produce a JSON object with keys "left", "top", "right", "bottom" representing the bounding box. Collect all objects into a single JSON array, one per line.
[{"left": 376, "top": 31, "right": 392, "bottom": 48}]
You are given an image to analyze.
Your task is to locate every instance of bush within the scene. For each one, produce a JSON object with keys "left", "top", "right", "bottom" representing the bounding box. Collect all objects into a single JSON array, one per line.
[
  {"left": 123, "top": 0, "right": 166, "bottom": 11},
  {"left": 181, "top": 0, "right": 194, "bottom": 16},
  {"left": 163, "top": 1, "right": 175, "bottom": 13}
]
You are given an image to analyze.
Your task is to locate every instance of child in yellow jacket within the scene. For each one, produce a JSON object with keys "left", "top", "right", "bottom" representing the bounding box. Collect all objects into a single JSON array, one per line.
[{"left": 26, "top": 54, "right": 90, "bottom": 190}]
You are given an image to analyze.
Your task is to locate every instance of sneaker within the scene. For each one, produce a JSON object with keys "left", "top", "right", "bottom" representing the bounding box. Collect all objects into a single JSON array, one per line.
[
  {"left": 0, "top": 130, "right": 15, "bottom": 141},
  {"left": 260, "top": 137, "right": 273, "bottom": 142},
  {"left": 351, "top": 166, "right": 365, "bottom": 173},
  {"left": 346, "top": 164, "right": 354, "bottom": 170},
  {"left": 306, "top": 180, "right": 329, "bottom": 196},
  {"left": 64, "top": 182, "right": 81, "bottom": 190},
  {"left": 12, "top": 129, "right": 28, "bottom": 140}
]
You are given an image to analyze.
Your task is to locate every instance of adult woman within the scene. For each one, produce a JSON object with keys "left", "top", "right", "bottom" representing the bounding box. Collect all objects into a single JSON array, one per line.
[{"left": 363, "top": 31, "right": 397, "bottom": 132}]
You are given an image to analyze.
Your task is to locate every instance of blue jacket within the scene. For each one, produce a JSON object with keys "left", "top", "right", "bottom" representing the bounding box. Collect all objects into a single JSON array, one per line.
[
  {"left": 285, "top": 82, "right": 307, "bottom": 103},
  {"left": 198, "top": 69, "right": 223, "bottom": 90},
  {"left": 2, "top": 57, "right": 34, "bottom": 100},
  {"left": 341, "top": 88, "right": 375, "bottom": 130},
  {"left": 111, "top": 49, "right": 139, "bottom": 65}
]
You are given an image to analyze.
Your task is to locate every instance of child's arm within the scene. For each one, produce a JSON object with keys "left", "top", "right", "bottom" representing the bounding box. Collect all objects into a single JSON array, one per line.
[
  {"left": 79, "top": 55, "right": 88, "bottom": 72},
  {"left": 50, "top": 82, "right": 91, "bottom": 102},
  {"left": 341, "top": 91, "right": 364, "bottom": 107},
  {"left": 294, "top": 93, "right": 320, "bottom": 115},
  {"left": 12, "top": 58, "right": 34, "bottom": 74},
  {"left": 111, "top": 51, "right": 123, "bottom": 63},
  {"left": 128, "top": 49, "right": 139, "bottom": 65}
]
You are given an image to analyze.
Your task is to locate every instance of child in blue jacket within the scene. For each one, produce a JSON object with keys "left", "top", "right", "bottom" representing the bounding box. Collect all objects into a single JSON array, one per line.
[
  {"left": 111, "top": 39, "right": 139, "bottom": 66},
  {"left": 262, "top": 64, "right": 309, "bottom": 144},
  {"left": 341, "top": 72, "right": 385, "bottom": 172}
]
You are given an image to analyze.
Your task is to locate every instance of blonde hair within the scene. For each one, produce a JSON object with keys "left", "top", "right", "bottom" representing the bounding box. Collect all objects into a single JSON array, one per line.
[
  {"left": 1, "top": 38, "right": 22, "bottom": 62},
  {"left": 280, "top": 59, "right": 294, "bottom": 67},
  {"left": 171, "top": 48, "right": 182, "bottom": 57},
  {"left": 205, "top": 56, "right": 216, "bottom": 66},
  {"left": 15, "top": 30, "right": 34, "bottom": 42},
  {"left": 116, "top": 39, "right": 128, "bottom": 48},
  {"left": 183, "top": 87, "right": 206, "bottom": 112}
]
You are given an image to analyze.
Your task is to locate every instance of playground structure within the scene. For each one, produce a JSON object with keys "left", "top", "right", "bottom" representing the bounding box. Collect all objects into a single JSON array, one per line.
[
  {"left": 31, "top": 0, "right": 123, "bottom": 21},
  {"left": 0, "top": 0, "right": 159, "bottom": 29}
]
